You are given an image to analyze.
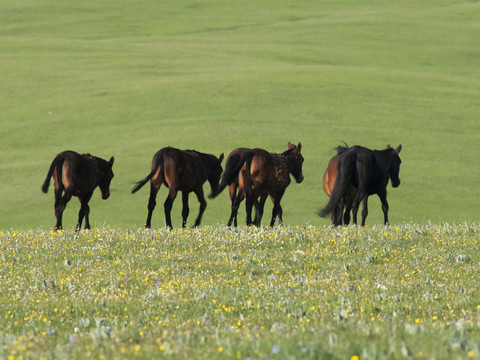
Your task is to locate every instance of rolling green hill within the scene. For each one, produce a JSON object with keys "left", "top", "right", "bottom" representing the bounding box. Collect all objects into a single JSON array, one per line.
[{"left": 1, "top": 0, "right": 479, "bottom": 230}]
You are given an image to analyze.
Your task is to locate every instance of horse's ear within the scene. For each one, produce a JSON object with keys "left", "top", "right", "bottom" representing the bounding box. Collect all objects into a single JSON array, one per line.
[
  {"left": 218, "top": 153, "right": 224, "bottom": 164},
  {"left": 297, "top": 143, "right": 302, "bottom": 152},
  {"left": 395, "top": 144, "right": 402, "bottom": 154},
  {"left": 288, "top": 142, "right": 294, "bottom": 149},
  {"left": 109, "top": 156, "right": 115, "bottom": 166},
  {"left": 387, "top": 144, "right": 392, "bottom": 149}
]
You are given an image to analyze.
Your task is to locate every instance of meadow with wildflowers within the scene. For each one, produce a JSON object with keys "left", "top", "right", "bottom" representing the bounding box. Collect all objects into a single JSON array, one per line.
[{"left": 1, "top": 223, "right": 479, "bottom": 359}]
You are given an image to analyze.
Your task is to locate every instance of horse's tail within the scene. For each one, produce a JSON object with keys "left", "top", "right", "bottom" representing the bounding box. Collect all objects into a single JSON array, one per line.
[
  {"left": 318, "top": 150, "right": 356, "bottom": 218},
  {"left": 41, "top": 154, "right": 65, "bottom": 193},
  {"left": 209, "top": 152, "right": 253, "bottom": 198},
  {"left": 131, "top": 152, "right": 164, "bottom": 194},
  {"left": 335, "top": 142, "right": 349, "bottom": 155}
]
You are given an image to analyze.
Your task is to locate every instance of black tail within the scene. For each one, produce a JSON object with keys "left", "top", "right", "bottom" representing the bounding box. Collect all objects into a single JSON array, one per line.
[
  {"left": 334, "top": 142, "right": 349, "bottom": 155},
  {"left": 131, "top": 153, "right": 164, "bottom": 194},
  {"left": 41, "top": 154, "right": 65, "bottom": 193},
  {"left": 209, "top": 152, "right": 253, "bottom": 198},
  {"left": 318, "top": 150, "right": 356, "bottom": 218}
]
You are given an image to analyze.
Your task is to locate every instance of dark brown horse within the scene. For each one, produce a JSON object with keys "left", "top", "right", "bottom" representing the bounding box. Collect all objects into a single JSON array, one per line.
[
  {"left": 211, "top": 143, "right": 304, "bottom": 227},
  {"left": 319, "top": 144, "right": 402, "bottom": 225},
  {"left": 132, "top": 147, "right": 224, "bottom": 229},
  {"left": 209, "top": 148, "right": 263, "bottom": 227},
  {"left": 41, "top": 151, "right": 115, "bottom": 230},
  {"left": 323, "top": 145, "right": 359, "bottom": 225}
]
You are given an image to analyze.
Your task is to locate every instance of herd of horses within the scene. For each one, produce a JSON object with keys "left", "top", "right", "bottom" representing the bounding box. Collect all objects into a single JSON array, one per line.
[{"left": 41, "top": 143, "right": 402, "bottom": 230}]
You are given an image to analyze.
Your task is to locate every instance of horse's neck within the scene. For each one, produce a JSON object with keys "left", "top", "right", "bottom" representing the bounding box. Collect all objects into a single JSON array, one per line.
[
  {"left": 198, "top": 154, "right": 216, "bottom": 173},
  {"left": 375, "top": 151, "right": 393, "bottom": 169},
  {"left": 272, "top": 153, "right": 291, "bottom": 176}
]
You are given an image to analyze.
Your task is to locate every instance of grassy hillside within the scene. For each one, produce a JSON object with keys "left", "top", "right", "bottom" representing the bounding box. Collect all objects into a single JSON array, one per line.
[
  {"left": 1, "top": 0, "right": 479, "bottom": 230},
  {"left": 1, "top": 224, "right": 479, "bottom": 358}
]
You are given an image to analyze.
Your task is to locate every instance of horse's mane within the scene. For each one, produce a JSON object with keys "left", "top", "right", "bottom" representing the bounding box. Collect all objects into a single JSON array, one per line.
[{"left": 280, "top": 145, "right": 297, "bottom": 157}]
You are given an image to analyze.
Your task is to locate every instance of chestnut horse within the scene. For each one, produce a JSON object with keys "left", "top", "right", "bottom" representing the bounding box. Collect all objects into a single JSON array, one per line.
[
  {"left": 319, "top": 144, "right": 402, "bottom": 225},
  {"left": 211, "top": 143, "right": 304, "bottom": 227},
  {"left": 41, "top": 151, "right": 115, "bottom": 230},
  {"left": 132, "top": 147, "right": 224, "bottom": 229},
  {"left": 323, "top": 145, "right": 359, "bottom": 225}
]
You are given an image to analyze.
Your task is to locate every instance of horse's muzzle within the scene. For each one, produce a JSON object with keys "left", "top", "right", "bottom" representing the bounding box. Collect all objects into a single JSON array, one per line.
[
  {"left": 296, "top": 176, "right": 304, "bottom": 184},
  {"left": 102, "top": 193, "right": 110, "bottom": 200},
  {"left": 392, "top": 179, "right": 400, "bottom": 188}
]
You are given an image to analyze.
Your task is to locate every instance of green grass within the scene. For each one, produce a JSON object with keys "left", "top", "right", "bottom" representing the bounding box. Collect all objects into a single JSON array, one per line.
[
  {"left": 1, "top": 0, "right": 479, "bottom": 230},
  {"left": 1, "top": 224, "right": 479, "bottom": 359}
]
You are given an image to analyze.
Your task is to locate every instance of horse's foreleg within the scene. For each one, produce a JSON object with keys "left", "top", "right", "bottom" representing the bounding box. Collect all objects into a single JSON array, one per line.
[
  {"left": 193, "top": 187, "right": 207, "bottom": 227},
  {"left": 77, "top": 192, "right": 93, "bottom": 231},
  {"left": 270, "top": 191, "right": 285, "bottom": 227},
  {"left": 378, "top": 192, "right": 389, "bottom": 225},
  {"left": 181, "top": 191, "right": 190, "bottom": 228},
  {"left": 146, "top": 183, "right": 160, "bottom": 229}
]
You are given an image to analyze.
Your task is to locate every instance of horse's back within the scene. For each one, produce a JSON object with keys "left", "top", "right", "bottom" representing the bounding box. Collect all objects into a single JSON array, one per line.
[
  {"left": 227, "top": 148, "right": 251, "bottom": 163},
  {"left": 248, "top": 148, "right": 272, "bottom": 176},
  {"left": 249, "top": 148, "right": 292, "bottom": 191},
  {"left": 159, "top": 147, "right": 207, "bottom": 190}
]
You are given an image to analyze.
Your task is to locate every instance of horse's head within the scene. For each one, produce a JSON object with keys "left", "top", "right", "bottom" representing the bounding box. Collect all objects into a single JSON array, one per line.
[
  {"left": 387, "top": 144, "right": 402, "bottom": 188},
  {"left": 207, "top": 153, "right": 225, "bottom": 194},
  {"left": 285, "top": 142, "right": 304, "bottom": 184},
  {"left": 98, "top": 156, "right": 115, "bottom": 199}
]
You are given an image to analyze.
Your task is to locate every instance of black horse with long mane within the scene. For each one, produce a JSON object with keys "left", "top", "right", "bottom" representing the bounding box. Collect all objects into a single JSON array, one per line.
[
  {"left": 319, "top": 144, "right": 402, "bottom": 225},
  {"left": 132, "top": 147, "right": 224, "bottom": 229},
  {"left": 41, "top": 151, "right": 115, "bottom": 230},
  {"left": 210, "top": 143, "right": 304, "bottom": 227}
]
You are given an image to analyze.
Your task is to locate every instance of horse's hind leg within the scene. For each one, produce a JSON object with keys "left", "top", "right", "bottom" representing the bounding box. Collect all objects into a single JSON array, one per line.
[
  {"left": 334, "top": 198, "right": 345, "bottom": 226},
  {"left": 229, "top": 191, "right": 243, "bottom": 227},
  {"left": 77, "top": 191, "right": 93, "bottom": 230},
  {"left": 145, "top": 182, "right": 160, "bottom": 228},
  {"left": 193, "top": 187, "right": 207, "bottom": 227},
  {"left": 228, "top": 184, "right": 239, "bottom": 226},
  {"left": 343, "top": 197, "right": 352, "bottom": 225},
  {"left": 254, "top": 193, "right": 268, "bottom": 226},
  {"left": 54, "top": 188, "right": 72, "bottom": 230},
  {"left": 245, "top": 194, "right": 256, "bottom": 226},
  {"left": 181, "top": 191, "right": 190, "bottom": 228},
  {"left": 351, "top": 192, "right": 364, "bottom": 225},
  {"left": 164, "top": 188, "right": 178, "bottom": 229},
  {"left": 360, "top": 196, "right": 369, "bottom": 226}
]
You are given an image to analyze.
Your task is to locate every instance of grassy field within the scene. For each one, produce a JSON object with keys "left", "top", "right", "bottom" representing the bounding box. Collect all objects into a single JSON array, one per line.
[
  {"left": 0, "top": 0, "right": 479, "bottom": 230},
  {"left": 1, "top": 224, "right": 479, "bottom": 359}
]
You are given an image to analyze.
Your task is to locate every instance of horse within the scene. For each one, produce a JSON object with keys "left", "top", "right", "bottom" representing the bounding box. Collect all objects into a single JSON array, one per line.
[
  {"left": 209, "top": 148, "right": 273, "bottom": 226},
  {"left": 210, "top": 142, "right": 304, "bottom": 227},
  {"left": 41, "top": 151, "right": 115, "bottom": 230},
  {"left": 131, "top": 147, "right": 224, "bottom": 229},
  {"left": 208, "top": 148, "right": 251, "bottom": 227},
  {"left": 323, "top": 145, "right": 360, "bottom": 225},
  {"left": 319, "top": 144, "right": 402, "bottom": 226}
]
